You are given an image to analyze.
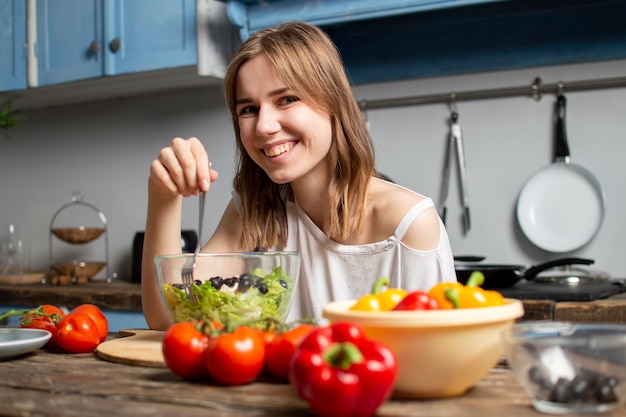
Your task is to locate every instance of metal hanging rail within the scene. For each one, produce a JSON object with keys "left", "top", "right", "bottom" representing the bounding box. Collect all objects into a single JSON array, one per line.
[{"left": 358, "top": 75, "right": 626, "bottom": 111}]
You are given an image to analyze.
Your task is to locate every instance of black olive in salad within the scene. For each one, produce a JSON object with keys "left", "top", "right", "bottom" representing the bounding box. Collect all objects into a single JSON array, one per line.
[{"left": 172, "top": 272, "right": 289, "bottom": 295}]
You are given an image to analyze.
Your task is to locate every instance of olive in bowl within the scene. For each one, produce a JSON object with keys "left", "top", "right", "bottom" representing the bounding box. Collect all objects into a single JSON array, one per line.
[
  {"left": 155, "top": 252, "right": 300, "bottom": 327},
  {"left": 502, "top": 322, "right": 626, "bottom": 414}
]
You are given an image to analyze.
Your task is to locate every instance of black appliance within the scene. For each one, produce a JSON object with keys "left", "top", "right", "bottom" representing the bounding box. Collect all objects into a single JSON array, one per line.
[{"left": 131, "top": 230, "right": 198, "bottom": 283}]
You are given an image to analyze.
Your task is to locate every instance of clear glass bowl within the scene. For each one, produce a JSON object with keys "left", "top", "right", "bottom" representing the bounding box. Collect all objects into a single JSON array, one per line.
[
  {"left": 155, "top": 252, "right": 300, "bottom": 327},
  {"left": 503, "top": 322, "right": 626, "bottom": 414}
]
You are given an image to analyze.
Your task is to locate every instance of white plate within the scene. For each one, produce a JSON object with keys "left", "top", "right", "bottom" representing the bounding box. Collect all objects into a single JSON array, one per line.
[
  {"left": 516, "top": 162, "right": 605, "bottom": 253},
  {"left": 0, "top": 328, "right": 51, "bottom": 360}
]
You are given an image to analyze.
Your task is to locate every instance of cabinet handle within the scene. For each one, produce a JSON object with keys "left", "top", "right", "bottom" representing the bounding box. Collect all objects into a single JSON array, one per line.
[
  {"left": 109, "top": 38, "right": 121, "bottom": 53},
  {"left": 89, "top": 41, "right": 101, "bottom": 55}
]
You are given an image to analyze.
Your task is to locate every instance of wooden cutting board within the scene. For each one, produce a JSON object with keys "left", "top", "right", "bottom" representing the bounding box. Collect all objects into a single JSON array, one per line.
[{"left": 96, "top": 329, "right": 167, "bottom": 368}]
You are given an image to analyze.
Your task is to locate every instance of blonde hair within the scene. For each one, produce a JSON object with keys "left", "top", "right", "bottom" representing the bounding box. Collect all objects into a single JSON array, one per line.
[{"left": 224, "top": 22, "right": 375, "bottom": 250}]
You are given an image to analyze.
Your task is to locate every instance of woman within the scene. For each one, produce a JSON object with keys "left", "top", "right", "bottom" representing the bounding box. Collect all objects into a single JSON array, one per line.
[{"left": 142, "top": 22, "right": 456, "bottom": 330}]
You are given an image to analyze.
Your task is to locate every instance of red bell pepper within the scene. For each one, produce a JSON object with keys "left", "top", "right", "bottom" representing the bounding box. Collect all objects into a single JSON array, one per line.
[
  {"left": 392, "top": 290, "right": 440, "bottom": 311},
  {"left": 290, "top": 322, "right": 397, "bottom": 417}
]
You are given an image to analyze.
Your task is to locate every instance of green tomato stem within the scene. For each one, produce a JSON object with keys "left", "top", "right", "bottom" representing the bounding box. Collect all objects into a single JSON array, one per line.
[
  {"left": 0, "top": 309, "right": 30, "bottom": 322},
  {"left": 0, "top": 305, "right": 63, "bottom": 325}
]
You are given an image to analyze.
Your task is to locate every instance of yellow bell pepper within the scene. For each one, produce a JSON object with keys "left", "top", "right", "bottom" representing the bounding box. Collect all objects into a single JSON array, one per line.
[{"left": 350, "top": 277, "right": 407, "bottom": 311}]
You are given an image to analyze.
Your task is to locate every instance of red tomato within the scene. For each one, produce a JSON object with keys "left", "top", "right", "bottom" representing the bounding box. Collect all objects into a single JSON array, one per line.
[
  {"left": 253, "top": 328, "right": 278, "bottom": 347},
  {"left": 265, "top": 324, "right": 316, "bottom": 381},
  {"left": 72, "top": 304, "right": 108, "bottom": 343},
  {"left": 252, "top": 328, "right": 278, "bottom": 375},
  {"left": 162, "top": 321, "right": 211, "bottom": 380},
  {"left": 55, "top": 311, "right": 101, "bottom": 353},
  {"left": 20, "top": 304, "right": 65, "bottom": 348},
  {"left": 205, "top": 326, "right": 265, "bottom": 385}
]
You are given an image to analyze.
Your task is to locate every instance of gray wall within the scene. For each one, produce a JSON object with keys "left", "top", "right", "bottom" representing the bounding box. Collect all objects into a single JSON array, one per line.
[{"left": 1, "top": 57, "right": 625, "bottom": 280}]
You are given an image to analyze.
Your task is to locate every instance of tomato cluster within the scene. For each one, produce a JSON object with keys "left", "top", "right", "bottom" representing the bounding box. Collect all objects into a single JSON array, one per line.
[
  {"left": 161, "top": 320, "right": 316, "bottom": 385},
  {"left": 18, "top": 303, "right": 108, "bottom": 353},
  {"left": 19, "top": 304, "right": 65, "bottom": 347}
]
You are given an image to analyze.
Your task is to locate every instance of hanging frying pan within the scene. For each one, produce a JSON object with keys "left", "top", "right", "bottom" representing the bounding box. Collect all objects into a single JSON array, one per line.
[{"left": 516, "top": 94, "right": 605, "bottom": 253}]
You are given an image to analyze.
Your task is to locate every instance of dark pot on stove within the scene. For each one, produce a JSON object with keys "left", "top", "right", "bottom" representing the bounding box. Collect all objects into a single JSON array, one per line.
[{"left": 454, "top": 258, "right": 597, "bottom": 289}]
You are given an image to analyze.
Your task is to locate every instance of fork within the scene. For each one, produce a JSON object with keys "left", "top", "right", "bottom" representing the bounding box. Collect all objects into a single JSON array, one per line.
[{"left": 181, "top": 191, "right": 205, "bottom": 304}]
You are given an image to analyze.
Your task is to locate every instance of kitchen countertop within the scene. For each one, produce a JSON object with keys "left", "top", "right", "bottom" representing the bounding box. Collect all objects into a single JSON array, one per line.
[
  {"left": 3, "top": 338, "right": 623, "bottom": 417},
  {"left": 0, "top": 281, "right": 142, "bottom": 311},
  {"left": 1, "top": 281, "right": 626, "bottom": 322}
]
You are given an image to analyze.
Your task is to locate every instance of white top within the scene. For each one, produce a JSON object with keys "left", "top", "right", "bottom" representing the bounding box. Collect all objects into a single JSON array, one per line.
[{"left": 234, "top": 189, "right": 457, "bottom": 323}]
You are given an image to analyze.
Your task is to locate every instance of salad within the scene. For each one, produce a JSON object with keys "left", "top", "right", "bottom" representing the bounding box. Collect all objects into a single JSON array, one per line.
[{"left": 162, "top": 265, "right": 294, "bottom": 327}]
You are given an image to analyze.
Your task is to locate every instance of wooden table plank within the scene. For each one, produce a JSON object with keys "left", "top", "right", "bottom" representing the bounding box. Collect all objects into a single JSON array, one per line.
[{"left": 1, "top": 345, "right": 624, "bottom": 417}]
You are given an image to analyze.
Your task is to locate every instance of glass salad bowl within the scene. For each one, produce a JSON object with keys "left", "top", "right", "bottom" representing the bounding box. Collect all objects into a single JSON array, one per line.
[{"left": 155, "top": 252, "right": 300, "bottom": 327}]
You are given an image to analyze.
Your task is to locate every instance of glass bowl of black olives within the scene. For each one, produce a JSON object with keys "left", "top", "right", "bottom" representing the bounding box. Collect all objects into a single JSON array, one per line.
[
  {"left": 155, "top": 252, "right": 300, "bottom": 327},
  {"left": 503, "top": 322, "right": 626, "bottom": 414}
]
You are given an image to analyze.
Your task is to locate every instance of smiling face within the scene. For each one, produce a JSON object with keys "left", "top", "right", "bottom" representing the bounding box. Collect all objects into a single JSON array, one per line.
[{"left": 235, "top": 54, "right": 333, "bottom": 186}]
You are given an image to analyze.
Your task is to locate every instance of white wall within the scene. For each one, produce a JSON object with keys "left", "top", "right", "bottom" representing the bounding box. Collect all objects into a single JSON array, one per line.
[
  {"left": 355, "top": 58, "right": 626, "bottom": 275},
  {"left": 0, "top": 85, "right": 236, "bottom": 279},
  {"left": 1, "top": 57, "right": 625, "bottom": 280}
]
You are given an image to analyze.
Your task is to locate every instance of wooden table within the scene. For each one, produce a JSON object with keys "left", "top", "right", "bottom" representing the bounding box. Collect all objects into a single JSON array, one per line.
[{"left": 0, "top": 337, "right": 623, "bottom": 417}]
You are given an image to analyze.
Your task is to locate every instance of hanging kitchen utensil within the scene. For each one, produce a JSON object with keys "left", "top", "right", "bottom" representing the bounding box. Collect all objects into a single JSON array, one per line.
[
  {"left": 439, "top": 100, "right": 470, "bottom": 233},
  {"left": 516, "top": 93, "right": 605, "bottom": 252}
]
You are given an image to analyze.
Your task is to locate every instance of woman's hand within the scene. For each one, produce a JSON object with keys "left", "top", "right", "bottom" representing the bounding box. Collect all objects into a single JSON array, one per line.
[{"left": 149, "top": 137, "right": 219, "bottom": 197}]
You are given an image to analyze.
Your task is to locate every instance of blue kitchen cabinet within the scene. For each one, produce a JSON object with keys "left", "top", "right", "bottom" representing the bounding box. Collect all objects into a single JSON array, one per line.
[
  {"left": 35, "top": 0, "right": 103, "bottom": 86},
  {"left": 224, "top": 0, "right": 503, "bottom": 40},
  {"left": 0, "top": 0, "right": 27, "bottom": 92},
  {"left": 36, "top": 0, "right": 197, "bottom": 87},
  {"left": 104, "top": 0, "right": 197, "bottom": 75},
  {"left": 222, "top": 0, "right": 626, "bottom": 85}
]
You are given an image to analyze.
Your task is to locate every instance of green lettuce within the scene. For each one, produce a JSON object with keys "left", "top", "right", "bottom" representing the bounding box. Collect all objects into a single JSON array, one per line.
[{"left": 162, "top": 265, "right": 293, "bottom": 327}]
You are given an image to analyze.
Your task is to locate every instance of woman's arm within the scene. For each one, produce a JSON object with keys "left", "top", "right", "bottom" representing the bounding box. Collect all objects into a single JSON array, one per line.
[
  {"left": 141, "top": 186, "right": 185, "bottom": 330},
  {"left": 141, "top": 137, "right": 223, "bottom": 330},
  {"left": 141, "top": 198, "right": 250, "bottom": 331}
]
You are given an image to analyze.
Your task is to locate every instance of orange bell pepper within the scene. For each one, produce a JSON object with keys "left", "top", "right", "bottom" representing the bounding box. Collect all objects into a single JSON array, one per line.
[
  {"left": 428, "top": 272, "right": 504, "bottom": 309},
  {"left": 427, "top": 282, "right": 461, "bottom": 309}
]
